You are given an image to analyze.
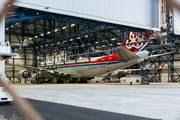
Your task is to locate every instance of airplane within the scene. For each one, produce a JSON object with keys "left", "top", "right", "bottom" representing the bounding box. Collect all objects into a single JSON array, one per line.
[{"left": 8, "top": 32, "right": 172, "bottom": 83}]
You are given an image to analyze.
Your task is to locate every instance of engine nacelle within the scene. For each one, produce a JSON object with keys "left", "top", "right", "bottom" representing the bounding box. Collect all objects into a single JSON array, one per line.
[{"left": 18, "top": 69, "right": 31, "bottom": 79}]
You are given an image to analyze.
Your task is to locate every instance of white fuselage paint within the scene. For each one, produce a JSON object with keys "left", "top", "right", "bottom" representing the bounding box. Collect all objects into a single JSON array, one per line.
[{"left": 55, "top": 59, "right": 145, "bottom": 78}]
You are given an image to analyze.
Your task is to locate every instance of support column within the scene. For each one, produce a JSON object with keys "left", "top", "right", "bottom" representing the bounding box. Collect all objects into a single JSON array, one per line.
[{"left": 0, "top": 14, "right": 5, "bottom": 74}]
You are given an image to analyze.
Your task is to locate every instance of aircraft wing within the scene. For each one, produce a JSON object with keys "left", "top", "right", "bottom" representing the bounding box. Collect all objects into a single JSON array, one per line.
[
  {"left": 6, "top": 64, "right": 71, "bottom": 77},
  {"left": 116, "top": 46, "right": 140, "bottom": 62}
]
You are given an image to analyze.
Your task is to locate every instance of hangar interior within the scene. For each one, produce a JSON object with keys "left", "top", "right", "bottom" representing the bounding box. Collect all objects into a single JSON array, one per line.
[{"left": 4, "top": 0, "right": 180, "bottom": 84}]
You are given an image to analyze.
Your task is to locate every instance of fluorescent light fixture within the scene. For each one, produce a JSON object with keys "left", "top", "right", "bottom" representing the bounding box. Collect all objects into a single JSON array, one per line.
[
  {"left": 117, "top": 43, "right": 121, "bottom": 45},
  {"left": 11, "top": 25, "right": 13, "bottom": 28},
  {"left": 62, "top": 27, "right": 66, "bottom": 29},
  {"left": 37, "top": 13, "right": 39, "bottom": 15},
  {"left": 70, "top": 39, "right": 73, "bottom": 41},
  {"left": 51, "top": 44, "right": 53, "bottom": 45},
  {"left": 77, "top": 37, "right": 80, "bottom": 39},
  {"left": 85, "top": 35, "right": 88, "bottom": 37},
  {"left": 47, "top": 31, "right": 51, "bottom": 34},
  {"left": 76, "top": 46, "right": 78, "bottom": 47},
  {"left": 57, "top": 42, "right": 60, "bottom": 44},
  {"left": 41, "top": 34, "right": 44, "bottom": 36},
  {"left": 24, "top": 39, "right": 27, "bottom": 41},
  {"left": 35, "top": 36, "right": 38, "bottom": 38},
  {"left": 95, "top": 42, "right": 99, "bottom": 44},
  {"left": 5, "top": 28, "right": 9, "bottom": 30},
  {"left": 41, "top": 46, "right": 43, "bottom": 47},
  {"left": 111, "top": 38, "right": 115, "bottom": 40},
  {"left": 29, "top": 38, "right": 32, "bottom": 40},
  {"left": 54, "top": 29, "right": 58, "bottom": 32},
  {"left": 71, "top": 24, "right": 75, "bottom": 26},
  {"left": 16, "top": 23, "right": 18, "bottom": 25},
  {"left": 81, "top": 44, "right": 84, "bottom": 46},
  {"left": 19, "top": 47, "right": 21, "bottom": 49},
  {"left": 102, "top": 45, "right": 106, "bottom": 47},
  {"left": 46, "top": 45, "right": 48, "bottom": 46}
]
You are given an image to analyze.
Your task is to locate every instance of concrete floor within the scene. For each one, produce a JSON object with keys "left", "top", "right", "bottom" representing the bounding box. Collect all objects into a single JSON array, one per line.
[{"left": 11, "top": 83, "right": 180, "bottom": 120}]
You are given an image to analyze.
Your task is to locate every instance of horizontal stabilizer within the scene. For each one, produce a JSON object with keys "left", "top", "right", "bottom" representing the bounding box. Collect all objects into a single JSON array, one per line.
[{"left": 116, "top": 46, "right": 140, "bottom": 62}]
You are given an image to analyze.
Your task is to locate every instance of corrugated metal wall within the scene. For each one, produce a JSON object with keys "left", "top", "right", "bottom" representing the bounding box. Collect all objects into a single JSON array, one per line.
[{"left": 15, "top": 0, "right": 160, "bottom": 30}]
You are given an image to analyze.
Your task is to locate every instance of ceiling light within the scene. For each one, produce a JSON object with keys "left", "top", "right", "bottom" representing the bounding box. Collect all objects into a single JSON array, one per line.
[
  {"left": 16, "top": 23, "right": 18, "bottom": 25},
  {"left": 76, "top": 46, "right": 78, "bottom": 47},
  {"left": 47, "top": 31, "right": 51, "bottom": 34},
  {"left": 109, "top": 44, "right": 113, "bottom": 46},
  {"left": 51, "top": 44, "right": 53, "bottom": 45},
  {"left": 15, "top": 48, "right": 17, "bottom": 50},
  {"left": 37, "top": 13, "right": 39, "bottom": 15},
  {"left": 63, "top": 41, "right": 66, "bottom": 42},
  {"left": 95, "top": 42, "right": 99, "bottom": 44},
  {"left": 24, "top": 39, "right": 27, "bottom": 41},
  {"left": 41, "top": 34, "right": 44, "bottom": 36},
  {"left": 5, "top": 28, "right": 9, "bottom": 30},
  {"left": 46, "top": 45, "right": 48, "bottom": 46},
  {"left": 117, "top": 43, "right": 121, "bottom": 45},
  {"left": 19, "top": 47, "right": 21, "bottom": 49},
  {"left": 11, "top": 25, "right": 13, "bottom": 28},
  {"left": 85, "top": 35, "right": 88, "bottom": 37},
  {"left": 57, "top": 42, "right": 60, "bottom": 44},
  {"left": 77, "top": 37, "right": 80, "bottom": 39},
  {"left": 29, "top": 38, "right": 32, "bottom": 40},
  {"left": 70, "top": 39, "right": 73, "bottom": 41},
  {"left": 111, "top": 38, "right": 115, "bottom": 40},
  {"left": 102, "top": 45, "right": 106, "bottom": 47},
  {"left": 41, "top": 46, "right": 43, "bottom": 47},
  {"left": 54, "top": 29, "right": 58, "bottom": 32},
  {"left": 71, "top": 24, "right": 75, "bottom": 26},
  {"left": 62, "top": 27, "right": 66, "bottom": 29},
  {"left": 36, "top": 47, "right": 38, "bottom": 49},
  {"left": 81, "top": 44, "right": 84, "bottom": 46},
  {"left": 35, "top": 36, "right": 38, "bottom": 38}
]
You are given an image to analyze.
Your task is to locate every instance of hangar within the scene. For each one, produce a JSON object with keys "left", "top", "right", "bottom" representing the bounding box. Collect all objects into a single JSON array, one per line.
[
  {"left": 1, "top": 0, "right": 180, "bottom": 120},
  {"left": 3, "top": 0, "right": 179, "bottom": 84}
]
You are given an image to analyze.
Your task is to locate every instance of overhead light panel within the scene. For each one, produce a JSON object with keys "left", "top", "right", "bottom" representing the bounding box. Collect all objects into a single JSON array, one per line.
[
  {"left": 35, "top": 36, "right": 38, "bottom": 38},
  {"left": 41, "top": 46, "right": 43, "bottom": 47},
  {"left": 47, "top": 31, "right": 51, "bottom": 34},
  {"left": 111, "top": 38, "right": 115, "bottom": 40},
  {"left": 36, "top": 47, "right": 38, "bottom": 49},
  {"left": 57, "top": 42, "right": 60, "bottom": 44},
  {"left": 19, "top": 47, "right": 21, "bottom": 49},
  {"left": 81, "top": 44, "right": 84, "bottom": 46},
  {"left": 51, "top": 44, "right": 54, "bottom": 45},
  {"left": 5, "top": 28, "right": 9, "bottom": 30},
  {"left": 62, "top": 27, "right": 66, "bottom": 29},
  {"left": 71, "top": 24, "right": 75, "bottom": 26},
  {"left": 11, "top": 25, "right": 13, "bottom": 28},
  {"left": 16, "top": 23, "right": 18, "bottom": 25},
  {"left": 46, "top": 45, "right": 48, "bottom": 46},
  {"left": 85, "top": 35, "right": 88, "bottom": 37},
  {"left": 63, "top": 41, "right": 66, "bottom": 43},
  {"left": 41, "top": 34, "right": 44, "bottom": 36},
  {"left": 77, "top": 37, "right": 80, "bottom": 39},
  {"left": 15, "top": 48, "right": 17, "bottom": 50},
  {"left": 102, "top": 45, "right": 106, "bottom": 47},
  {"left": 95, "top": 42, "right": 99, "bottom": 44},
  {"left": 29, "top": 38, "right": 32, "bottom": 40},
  {"left": 117, "top": 43, "right": 121, "bottom": 45},
  {"left": 54, "top": 29, "right": 58, "bottom": 32},
  {"left": 24, "top": 39, "right": 27, "bottom": 41},
  {"left": 70, "top": 39, "right": 73, "bottom": 41},
  {"left": 37, "top": 13, "right": 39, "bottom": 15}
]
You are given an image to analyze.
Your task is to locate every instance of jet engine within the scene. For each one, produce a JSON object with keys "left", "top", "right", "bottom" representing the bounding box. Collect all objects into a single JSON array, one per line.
[{"left": 18, "top": 69, "right": 31, "bottom": 79}]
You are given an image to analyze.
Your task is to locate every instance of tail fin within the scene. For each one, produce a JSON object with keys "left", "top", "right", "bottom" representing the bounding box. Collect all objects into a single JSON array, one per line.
[{"left": 121, "top": 32, "right": 151, "bottom": 52}]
